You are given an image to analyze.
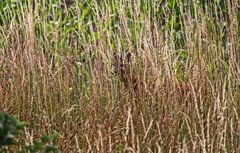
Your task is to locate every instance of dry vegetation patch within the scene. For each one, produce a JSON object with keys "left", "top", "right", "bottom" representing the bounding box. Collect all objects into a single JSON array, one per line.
[{"left": 0, "top": 0, "right": 240, "bottom": 152}]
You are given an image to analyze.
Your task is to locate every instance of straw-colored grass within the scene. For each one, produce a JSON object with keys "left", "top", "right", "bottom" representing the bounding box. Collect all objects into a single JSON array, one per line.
[{"left": 0, "top": 0, "right": 240, "bottom": 152}]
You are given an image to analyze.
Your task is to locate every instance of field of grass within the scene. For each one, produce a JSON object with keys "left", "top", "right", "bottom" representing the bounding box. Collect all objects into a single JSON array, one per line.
[{"left": 0, "top": 0, "right": 240, "bottom": 152}]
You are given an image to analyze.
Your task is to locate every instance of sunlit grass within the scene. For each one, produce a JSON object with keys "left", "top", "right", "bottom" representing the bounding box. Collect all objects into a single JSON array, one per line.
[{"left": 0, "top": 0, "right": 240, "bottom": 152}]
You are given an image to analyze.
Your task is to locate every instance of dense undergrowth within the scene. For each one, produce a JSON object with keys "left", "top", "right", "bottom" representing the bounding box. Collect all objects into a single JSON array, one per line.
[
  {"left": 0, "top": 112, "right": 60, "bottom": 152},
  {"left": 0, "top": 0, "right": 240, "bottom": 152}
]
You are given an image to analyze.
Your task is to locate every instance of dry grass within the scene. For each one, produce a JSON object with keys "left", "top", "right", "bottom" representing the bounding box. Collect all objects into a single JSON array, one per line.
[{"left": 0, "top": 0, "right": 240, "bottom": 152}]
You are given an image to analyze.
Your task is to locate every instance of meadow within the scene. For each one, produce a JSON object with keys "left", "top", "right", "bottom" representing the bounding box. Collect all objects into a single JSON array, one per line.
[{"left": 0, "top": 0, "right": 240, "bottom": 152}]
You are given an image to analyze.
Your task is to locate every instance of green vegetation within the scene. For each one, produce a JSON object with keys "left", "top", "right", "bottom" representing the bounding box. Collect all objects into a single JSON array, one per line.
[
  {"left": 0, "top": 0, "right": 239, "bottom": 152},
  {"left": 0, "top": 112, "right": 59, "bottom": 152},
  {"left": 0, "top": 112, "right": 24, "bottom": 148}
]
